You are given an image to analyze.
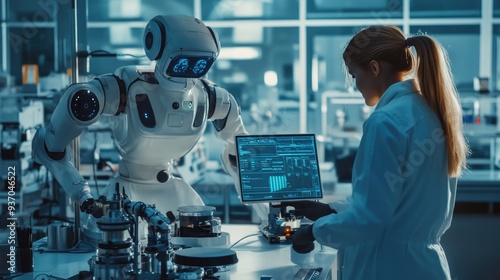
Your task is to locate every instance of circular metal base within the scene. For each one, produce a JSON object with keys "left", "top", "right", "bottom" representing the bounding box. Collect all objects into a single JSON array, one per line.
[
  {"left": 173, "top": 247, "right": 238, "bottom": 267},
  {"left": 171, "top": 232, "right": 230, "bottom": 248}
]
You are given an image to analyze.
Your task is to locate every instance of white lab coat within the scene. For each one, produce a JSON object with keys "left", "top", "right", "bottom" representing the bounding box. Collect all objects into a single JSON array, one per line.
[{"left": 313, "top": 80, "right": 456, "bottom": 280}]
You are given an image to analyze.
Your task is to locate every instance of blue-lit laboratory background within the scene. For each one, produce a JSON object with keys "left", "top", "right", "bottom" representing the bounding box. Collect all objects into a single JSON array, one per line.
[{"left": 1, "top": 0, "right": 500, "bottom": 279}]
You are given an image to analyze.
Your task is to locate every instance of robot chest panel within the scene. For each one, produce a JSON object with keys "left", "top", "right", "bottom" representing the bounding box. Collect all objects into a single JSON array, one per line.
[{"left": 127, "top": 84, "right": 208, "bottom": 136}]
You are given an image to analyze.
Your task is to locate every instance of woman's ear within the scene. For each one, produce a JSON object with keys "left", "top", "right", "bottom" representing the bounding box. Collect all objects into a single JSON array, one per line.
[{"left": 369, "top": 60, "right": 380, "bottom": 77}]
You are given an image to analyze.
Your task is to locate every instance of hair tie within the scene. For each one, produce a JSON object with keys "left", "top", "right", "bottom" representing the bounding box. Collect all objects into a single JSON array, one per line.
[{"left": 404, "top": 39, "right": 412, "bottom": 48}]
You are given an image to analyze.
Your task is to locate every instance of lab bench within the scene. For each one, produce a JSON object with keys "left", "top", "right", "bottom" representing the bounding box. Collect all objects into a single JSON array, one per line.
[
  {"left": 455, "top": 170, "right": 500, "bottom": 214},
  {"left": 78, "top": 165, "right": 500, "bottom": 219},
  {"left": 320, "top": 167, "right": 500, "bottom": 215},
  {"left": 5, "top": 224, "right": 337, "bottom": 280},
  {"left": 463, "top": 123, "right": 499, "bottom": 170}
]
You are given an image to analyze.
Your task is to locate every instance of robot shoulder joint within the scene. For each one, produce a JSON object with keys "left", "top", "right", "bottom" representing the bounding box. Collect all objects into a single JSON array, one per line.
[
  {"left": 67, "top": 75, "right": 126, "bottom": 124},
  {"left": 200, "top": 79, "right": 230, "bottom": 121}
]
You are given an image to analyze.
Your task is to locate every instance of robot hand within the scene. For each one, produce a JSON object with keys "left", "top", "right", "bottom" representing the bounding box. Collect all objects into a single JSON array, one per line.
[{"left": 80, "top": 197, "right": 105, "bottom": 219}]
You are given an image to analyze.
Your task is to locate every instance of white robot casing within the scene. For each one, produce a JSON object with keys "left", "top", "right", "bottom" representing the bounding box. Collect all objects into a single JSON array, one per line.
[{"left": 31, "top": 15, "right": 247, "bottom": 218}]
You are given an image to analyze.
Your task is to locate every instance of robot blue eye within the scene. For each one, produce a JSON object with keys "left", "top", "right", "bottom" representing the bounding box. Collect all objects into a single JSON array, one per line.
[
  {"left": 166, "top": 56, "right": 214, "bottom": 78},
  {"left": 173, "top": 58, "right": 189, "bottom": 73},
  {"left": 192, "top": 59, "right": 208, "bottom": 75}
]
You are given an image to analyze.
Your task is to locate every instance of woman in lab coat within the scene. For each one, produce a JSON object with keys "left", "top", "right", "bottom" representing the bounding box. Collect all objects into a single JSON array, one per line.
[{"left": 291, "top": 26, "right": 469, "bottom": 280}]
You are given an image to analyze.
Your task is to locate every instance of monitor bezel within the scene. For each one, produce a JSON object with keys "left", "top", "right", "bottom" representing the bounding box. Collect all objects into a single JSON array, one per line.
[{"left": 235, "top": 133, "right": 324, "bottom": 204}]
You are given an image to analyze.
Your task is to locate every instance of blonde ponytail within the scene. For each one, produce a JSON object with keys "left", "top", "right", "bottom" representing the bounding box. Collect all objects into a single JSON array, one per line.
[{"left": 406, "top": 36, "right": 470, "bottom": 177}]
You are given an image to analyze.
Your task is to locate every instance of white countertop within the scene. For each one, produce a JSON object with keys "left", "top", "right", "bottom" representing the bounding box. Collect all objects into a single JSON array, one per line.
[
  {"left": 459, "top": 170, "right": 500, "bottom": 185},
  {"left": 11, "top": 224, "right": 337, "bottom": 280}
]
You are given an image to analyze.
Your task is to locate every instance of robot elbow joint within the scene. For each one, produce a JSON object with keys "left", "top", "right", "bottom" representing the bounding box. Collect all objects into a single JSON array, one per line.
[{"left": 70, "top": 89, "right": 100, "bottom": 122}]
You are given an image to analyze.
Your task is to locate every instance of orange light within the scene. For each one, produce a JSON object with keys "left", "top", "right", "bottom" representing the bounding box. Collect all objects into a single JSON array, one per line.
[{"left": 22, "top": 64, "right": 39, "bottom": 84}]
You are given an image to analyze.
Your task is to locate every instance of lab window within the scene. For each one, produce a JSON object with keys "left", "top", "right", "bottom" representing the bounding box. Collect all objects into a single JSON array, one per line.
[
  {"left": 201, "top": 0, "right": 299, "bottom": 21},
  {"left": 87, "top": 0, "right": 194, "bottom": 21},
  {"left": 410, "top": 0, "right": 481, "bottom": 18},
  {"left": 306, "top": 0, "right": 402, "bottom": 19},
  {"left": 409, "top": 25, "right": 480, "bottom": 92},
  {"left": 209, "top": 26, "right": 301, "bottom": 135}
]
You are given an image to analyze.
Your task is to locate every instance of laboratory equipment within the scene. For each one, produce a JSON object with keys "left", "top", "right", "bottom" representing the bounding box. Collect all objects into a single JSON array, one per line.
[
  {"left": 46, "top": 222, "right": 74, "bottom": 251},
  {"left": 292, "top": 267, "right": 323, "bottom": 280},
  {"left": 173, "top": 247, "right": 238, "bottom": 278},
  {"left": 30, "top": 14, "right": 248, "bottom": 226},
  {"left": 260, "top": 203, "right": 301, "bottom": 243},
  {"left": 83, "top": 184, "right": 237, "bottom": 279},
  {"left": 235, "top": 134, "right": 323, "bottom": 243},
  {"left": 318, "top": 91, "right": 372, "bottom": 163},
  {"left": 0, "top": 98, "right": 45, "bottom": 214},
  {"left": 177, "top": 205, "right": 221, "bottom": 238},
  {"left": 16, "top": 217, "right": 33, "bottom": 273},
  {"left": 171, "top": 205, "right": 231, "bottom": 248},
  {"left": 1, "top": 99, "right": 44, "bottom": 190}
]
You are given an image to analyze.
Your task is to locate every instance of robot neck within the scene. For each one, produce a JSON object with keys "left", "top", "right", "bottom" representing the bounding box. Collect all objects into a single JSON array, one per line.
[{"left": 154, "top": 68, "right": 197, "bottom": 92}]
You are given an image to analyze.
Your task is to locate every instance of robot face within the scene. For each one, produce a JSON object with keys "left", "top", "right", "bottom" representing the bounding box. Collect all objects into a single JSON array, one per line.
[
  {"left": 166, "top": 55, "right": 215, "bottom": 78},
  {"left": 143, "top": 15, "right": 220, "bottom": 80}
]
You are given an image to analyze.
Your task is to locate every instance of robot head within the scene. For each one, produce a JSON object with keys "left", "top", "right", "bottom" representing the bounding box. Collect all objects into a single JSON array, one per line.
[{"left": 143, "top": 15, "right": 220, "bottom": 86}]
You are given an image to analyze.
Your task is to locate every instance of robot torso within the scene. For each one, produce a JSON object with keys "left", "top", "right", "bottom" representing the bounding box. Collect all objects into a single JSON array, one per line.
[{"left": 111, "top": 71, "right": 208, "bottom": 167}]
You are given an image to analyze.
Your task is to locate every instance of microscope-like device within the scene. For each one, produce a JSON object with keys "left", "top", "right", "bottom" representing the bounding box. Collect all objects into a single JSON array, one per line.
[
  {"left": 259, "top": 202, "right": 302, "bottom": 244},
  {"left": 89, "top": 184, "right": 176, "bottom": 279},
  {"left": 86, "top": 184, "right": 237, "bottom": 280}
]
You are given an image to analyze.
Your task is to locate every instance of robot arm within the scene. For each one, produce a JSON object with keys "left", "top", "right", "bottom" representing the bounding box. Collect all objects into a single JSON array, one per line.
[
  {"left": 32, "top": 74, "right": 125, "bottom": 215},
  {"left": 122, "top": 196, "right": 173, "bottom": 233},
  {"left": 201, "top": 79, "right": 247, "bottom": 190},
  {"left": 202, "top": 80, "right": 269, "bottom": 222}
]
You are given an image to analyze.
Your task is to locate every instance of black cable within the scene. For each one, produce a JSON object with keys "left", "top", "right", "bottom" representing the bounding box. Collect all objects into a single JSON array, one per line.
[
  {"left": 33, "top": 274, "right": 50, "bottom": 280},
  {"left": 78, "top": 49, "right": 146, "bottom": 59},
  {"left": 35, "top": 239, "right": 94, "bottom": 254},
  {"left": 34, "top": 273, "right": 66, "bottom": 280},
  {"left": 77, "top": 50, "right": 114, "bottom": 58},
  {"left": 228, "top": 233, "right": 260, "bottom": 249},
  {"left": 89, "top": 49, "right": 113, "bottom": 55},
  {"left": 46, "top": 169, "right": 52, "bottom": 224},
  {"left": 93, "top": 132, "right": 100, "bottom": 197},
  {"left": 117, "top": 53, "right": 147, "bottom": 58}
]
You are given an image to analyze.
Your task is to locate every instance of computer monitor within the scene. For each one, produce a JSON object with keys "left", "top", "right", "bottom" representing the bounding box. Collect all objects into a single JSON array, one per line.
[{"left": 235, "top": 134, "right": 323, "bottom": 203}]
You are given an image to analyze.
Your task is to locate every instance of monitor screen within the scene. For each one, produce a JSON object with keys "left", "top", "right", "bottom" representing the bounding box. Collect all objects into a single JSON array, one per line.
[{"left": 235, "top": 134, "right": 323, "bottom": 203}]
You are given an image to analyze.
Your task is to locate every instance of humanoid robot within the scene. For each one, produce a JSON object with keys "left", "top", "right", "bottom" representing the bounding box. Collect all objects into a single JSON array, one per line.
[{"left": 31, "top": 15, "right": 247, "bottom": 222}]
